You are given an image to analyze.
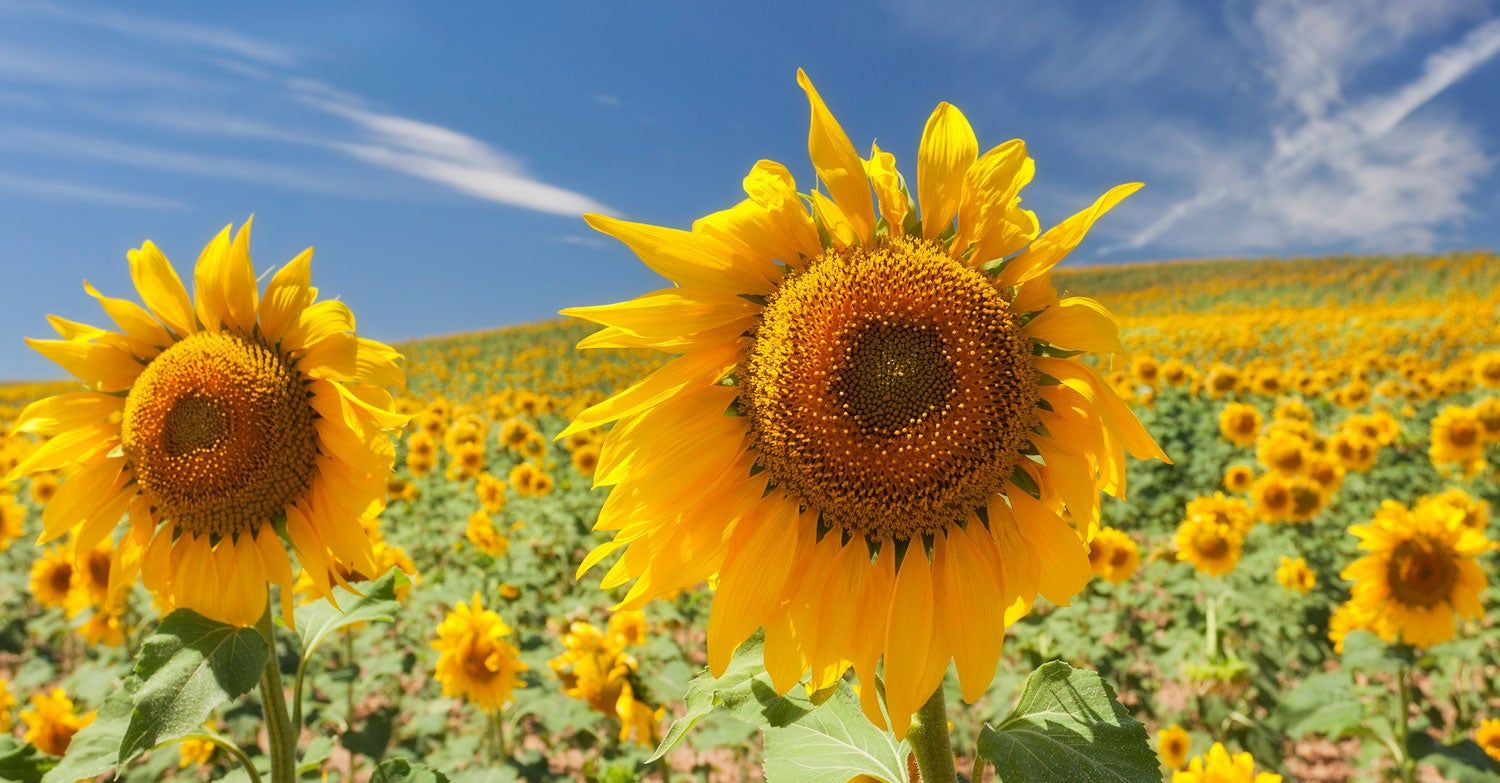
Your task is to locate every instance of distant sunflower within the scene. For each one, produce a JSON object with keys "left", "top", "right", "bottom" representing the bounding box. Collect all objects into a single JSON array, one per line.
[
  {"left": 1218, "top": 403, "right": 1261, "bottom": 447},
  {"left": 562, "top": 70, "right": 1168, "bottom": 734},
  {"left": 1175, "top": 517, "right": 1242, "bottom": 577},
  {"left": 1342, "top": 499, "right": 1493, "bottom": 648},
  {"left": 1275, "top": 556, "right": 1316, "bottom": 594},
  {"left": 1328, "top": 431, "right": 1378, "bottom": 472},
  {"left": 21, "top": 689, "right": 94, "bottom": 756},
  {"left": 1477, "top": 718, "right": 1500, "bottom": 764},
  {"left": 1327, "top": 600, "right": 1372, "bottom": 653},
  {"left": 29, "top": 545, "right": 75, "bottom": 611},
  {"left": 0, "top": 494, "right": 23, "bottom": 550},
  {"left": 1185, "top": 493, "right": 1256, "bottom": 537},
  {"left": 432, "top": 592, "right": 527, "bottom": 711},
  {"left": 5, "top": 219, "right": 406, "bottom": 627},
  {"left": 1429, "top": 405, "right": 1484, "bottom": 469},
  {"left": 1172, "top": 742, "right": 1282, "bottom": 783},
  {"left": 1158, "top": 723, "right": 1191, "bottom": 770},
  {"left": 1255, "top": 430, "right": 1308, "bottom": 476},
  {"left": 1222, "top": 465, "right": 1254, "bottom": 493},
  {"left": 1087, "top": 526, "right": 1140, "bottom": 584}
]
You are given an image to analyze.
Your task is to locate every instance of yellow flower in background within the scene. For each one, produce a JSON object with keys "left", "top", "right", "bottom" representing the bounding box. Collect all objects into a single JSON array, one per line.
[
  {"left": 0, "top": 494, "right": 23, "bottom": 551},
  {"left": 1342, "top": 499, "right": 1493, "bottom": 648},
  {"left": 78, "top": 604, "right": 127, "bottom": 647},
  {"left": 432, "top": 593, "right": 527, "bottom": 712},
  {"left": 1419, "top": 488, "right": 1489, "bottom": 531},
  {"left": 4, "top": 219, "right": 407, "bottom": 627},
  {"left": 1429, "top": 405, "right": 1484, "bottom": 470},
  {"left": 475, "top": 472, "right": 507, "bottom": 513},
  {"left": 1222, "top": 465, "right": 1254, "bottom": 493},
  {"left": 1476, "top": 397, "right": 1500, "bottom": 440},
  {"left": 465, "top": 511, "right": 510, "bottom": 558},
  {"left": 1476, "top": 718, "right": 1500, "bottom": 764},
  {"left": 614, "top": 680, "right": 664, "bottom": 747},
  {"left": 562, "top": 69, "right": 1167, "bottom": 736},
  {"left": 1087, "top": 527, "right": 1140, "bottom": 584},
  {"left": 1328, "top": 431, "right": 1378, "bottom": 472},
  {"left": 1274, "top": 556, "right": 1316, "bottom": 594},
  {"left": 1175, "top": 517, "right": 1242, "bottom": 577},
  {"left": 607, "top": 610, "right": 649, "bottom": 648},
  {"left": 1218, "top": 403, "right": 1262, "bottom": 446},
  {"left": 1250, "top": 474, "right": 1294, "bottom": 522},
  {"left": 1172, "top": 742, "right": 1282, "bottom": 783},
  {"left": 178, "top": 734, "right": 216, "bottom": 768},
  {"left": 1255, "top": 430, "right": 1308, "bottom": 476},
  {"left": 1273, "top": 398, "right": 1312, "bottom": 423},
  {"left": 1185, "top": 493, "right": 1255, "bottom": 537},
  {"left": 29, "top": 545, "right": 75, "bottom": 611},
  {"left": 1474, "top": 352, "right": 1500, "bottom": 388},
  {"left": 1306, "top": 455, "right": 1344, "bottom": 494},
  {"left": 0, "top": 678, "right": 13, "bottom": 734},
  {"left": 1131, "top": 355, "right": 1161, "bottom": 386},
  {"left": 1327, "top": 600, "right": 1372, "bottom": 653},
  {"left": 570, "top": 443, "right": 600, "bottom": 476},
  {"left": 21, "top": 688, "right": 95, "bottom": 756},
  {"left": 550, "top": 621, "right": 637, "bottom": 714},
  {"left": 1158, "top": 723, "right": 1191, "bottom": 770}
]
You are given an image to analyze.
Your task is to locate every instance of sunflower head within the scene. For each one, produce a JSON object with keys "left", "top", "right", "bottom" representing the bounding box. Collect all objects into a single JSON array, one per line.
[
  {"left": 1275, "top": 556, "right": 1316, "bottom": 594},
  {"left": 21, "top": 688, "right": 94, "bottom": 757},
  {"left": 6, "top": 219, "right": 407, "bottom": 627},
  {"left": 1341, "top": 499, "right": 1495, "bottom": 648},
  {"left": 562, "top": 71, "right": 1168, "bottom": 736},
  {"left": 1476, "top": 718, "right": 1500, "bottom": 764},
  {"left": 1218, "top": 403, "right": 1262, "bottom": 446},
  {"left": 1158, "top": 723, "right": 1191, "bottom": 770},
  {"left": 1171, "top": 742, "right": 1282, "bottom": 783},
  {"left": 431, "top": 592, "right": 527, "bottom": 711}
]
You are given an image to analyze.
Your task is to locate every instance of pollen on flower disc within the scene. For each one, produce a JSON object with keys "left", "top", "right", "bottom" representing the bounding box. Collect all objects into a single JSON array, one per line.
[
  {"left": 741, "top": 235, "right": 1038, "bottom": 539},
  {"left": 121, "top": 331, "right": 318, "bottom": 537}
]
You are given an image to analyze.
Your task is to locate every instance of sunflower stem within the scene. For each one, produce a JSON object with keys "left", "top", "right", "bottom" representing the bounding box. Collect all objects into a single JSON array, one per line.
[
  {"left": 909, "top": 686, "right": 957, "bottom": 783},
  {"left": 256, "top": 604, "right": 297, "bottom": 783},
  {"left": 1396, "top": 662, "right": 1415, "bottom": 783},
  {"left": 1204, "top": 592, "right": 1219, "bottom": 660}
]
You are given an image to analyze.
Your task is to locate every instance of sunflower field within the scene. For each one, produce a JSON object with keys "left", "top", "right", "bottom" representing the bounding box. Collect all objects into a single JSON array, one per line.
[{"left": 0, "top": 81, "right": 1498, "bottom": 783}]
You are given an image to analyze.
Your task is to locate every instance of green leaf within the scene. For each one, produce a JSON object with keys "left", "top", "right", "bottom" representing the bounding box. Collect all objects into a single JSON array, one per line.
[
  {"left": 295, "top": 569, "right": 407, "bottom": 662},
  {"left": 40, "top": 686, "right": 132, "bottom": 783},
  {"left": 976, "top": 662, "right": 1158, "bottom": 783},
  {"left": 370, "top": 758, "right": 452, "bottom": 783},
  {"left": 118, "top": 609, "right": 269, "bottom": 766},
  {"left": 0, "top": 737, "right": 55, "bottom": 783},
  {"left": 1279, "top": 671, "right": 1366, "bottom": 740},
  {"left": 648, "top": 630, "right": 770, "bottom": 761},
  {"left": 1409, "top": 734, "right": 1500, "bottom": 782},
  {"left": 297, "top": 734, "right": 337, "bottom": 776},
  {"left": 760, "top": 685, "right": 911, "bottom": 783},
  {"left": 1339, "top": 631, "right": 1402, "bottom": 674}
]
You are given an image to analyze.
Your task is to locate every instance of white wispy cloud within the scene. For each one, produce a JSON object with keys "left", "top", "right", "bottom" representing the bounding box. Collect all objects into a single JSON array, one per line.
[
  {"left": 0, "top": 2, "right": 610, "bottom": 218},
  {"left": 0, "top": 0, "right": 298, "bottom": 66},
  {"left": 1118, "top": 0, "right": 1499, "bottom": 254},
  {"left": 0, "top": 170, "right": 186, "bottom": 209},
  {"left": 302, "top": 86, "right": 613, "bottom": 216}
]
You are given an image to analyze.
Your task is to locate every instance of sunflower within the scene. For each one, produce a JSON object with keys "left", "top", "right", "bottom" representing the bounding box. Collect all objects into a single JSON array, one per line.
[
  {"left": 1328, "top": 431, "right": 1378, "bottom": 472},
  {"left": 1255, "top": 430, "right": 1308, "bottom": 476},
  {"left": 1342, "top": 499, "right": 1493, "bottom": 648},
  {"left": 561, "top": 71, "right": 1168, "bottom": 734},
  {"left": 1218, "top": 403, "right": 1261, "bottom": 446},
  {"left": 1275, "top": 556, "right": 1316, "bottom": 594},
  {"left": 431, "top": 592, "right": 527, "bottom": 712},
  {"left": 615, "top": 681, "right": 665, "bottom": 747},
  {"left": 1172, "top": 742, "right": 1282, "bottom": 783},
  {"left": 1222, "top": 465, "right": 1254, "bottom": 493},
  {"left": 1477, "top": 718, "right": 1500, "bottom": 764},
  {"left": 1250, "top": 474, "right": 1295, "bottom": 522},
  {"left": 29, "top": 545, "right": 75, "bottom": 611},
  {"left": 1305, "top": 455, "right": 1344, "bottom": 494},
  {"left": 1131, "top": 356, "right": 1161, "bottom": 386},
  {"left": 1175, "top": 516, "right": 1242, "bottom": 577},
  {"left": 550, "top": 621, "right": 636, "bottom": 714},
  {"left": 21, "top": 688, "right": 95, "bottom": 756},
  {"left": 1476, "top": 397, "right": 1500, "bottom": 441},
  {"left": 465, "top": 511, "right": 509, "bottom": 558},
  {"left": 570, "top": 443, "right": 600, "bottom": 476},
  {"left": 1419, "top": 488, "right": 1489, "bottom": 532},
  {"left": 1185, "top": 493, "right": 1256, "bottom": 537},
  {"left": 1429, "top": 405, "right": 1485, "bottom": 469},
  {"left": 4, "top": 220, "right": 406, "bottom": 628},
  {"left": 178, "top": 735, "right": 216, "bottom": 768},
  {"left": 1158, "top": 723, "right": 1191, "bottom": 770},
  {"left": 1474, "top": 352, "right": 1500, "bottom": 388},
  {"left": 0, "top": 494, "right": 23, "bottom": 550},
  {"left": 1087, "top": 527, "right": 1140, "bottom": 584}
]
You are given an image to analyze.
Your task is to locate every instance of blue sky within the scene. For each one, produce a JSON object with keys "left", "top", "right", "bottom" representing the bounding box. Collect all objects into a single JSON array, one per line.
[{"left": 1, "top": 0, "right": 1498, "bottom": 379}]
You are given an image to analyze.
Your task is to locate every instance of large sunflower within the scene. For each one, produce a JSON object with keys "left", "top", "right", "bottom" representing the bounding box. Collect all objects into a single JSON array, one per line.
[
  {"left": 1342, "top": 499, "right": 1493, "bottom": 648},
  {"left": 561, "top": 71, "right": 1168, "bottom": 735},
  {"left": 5, "top": 219, "right": 406, "bottom": 627}
]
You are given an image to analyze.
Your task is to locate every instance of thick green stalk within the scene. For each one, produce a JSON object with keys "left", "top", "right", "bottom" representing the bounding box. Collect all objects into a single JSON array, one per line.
[
  {"left": 1397, "top": 663, "right": 1415, "bottom": 783},
  {"left": 256, "top": 606, "right": 298, "bottom": 783},
  {"left": 908, "top": 686, "right": 957, "bottom": 783}
]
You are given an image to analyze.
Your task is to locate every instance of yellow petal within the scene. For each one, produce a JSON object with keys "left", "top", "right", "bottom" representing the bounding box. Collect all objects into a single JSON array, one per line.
[
  {"left": 940, "top": 524, "right": 1006, "bottom": 703},
  {"left": 26, "top": 338, "right": 142, "bottom": 392},
  {"left": 127, "top": 240, "right": 196, "bottom": 337},
  {"left": 999, "top": 183, "right": 1142, "bottom": 289},
  {"left": 796, "top": 69, "right": 873, "bottom": 242},
  {"left": 38, "top": 456, "right": 126, "bottom": 543},
  {"left": 558, "top": 341, "right": 739, "bottom": 438},
  {"left": 584, "top": 213, "right": 770, "bottom": 294},
  {"left": 918, "top": 102, "right": 978, "bottom": 240},
  {"left": 1025, "top": 297, "right": 1125, "bottom": 354},
  {"left": 1037, "top": 357, "right": 1170, "bottom": 463},
  {"left": 11, "top": 392, "right": 122, "bottom": 437},
  {"left": 706, "top": 493, "right": 801, "bottom": 676},
  {"left": 82, "top": 280, "right": 172, "bottom": 349},
  {"left": 562, "top": 288, "right": 759, "bottom": 346},
  {"left": 810, "top": 190, "right": 857, "bottom": 249},
  {"left": 1007, "top": 488, "right": 1091, "bottom": 605},
  {"left": 882, "top": 549, "right": 936, "bottom": 739},
  {"left": 5, "top": 423, "right": 117, "bottom": 481},
  {"left": 865, "top": 142, "right": 909, "bottom": 235},
  {"left": 259, "top": 248, "right": 314, "bottom": 343}
]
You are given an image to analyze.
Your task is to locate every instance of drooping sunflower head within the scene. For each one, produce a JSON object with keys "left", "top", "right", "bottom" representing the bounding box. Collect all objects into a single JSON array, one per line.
[
  {"left": 1342, "top": 499, "right": 1495, "bottom": 648},
  {"left": 6, "top": 219, "right": 407, "bottom": 627},
  {"left": 563, "top": 71, "right": 1168, "bottom": 735}
]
